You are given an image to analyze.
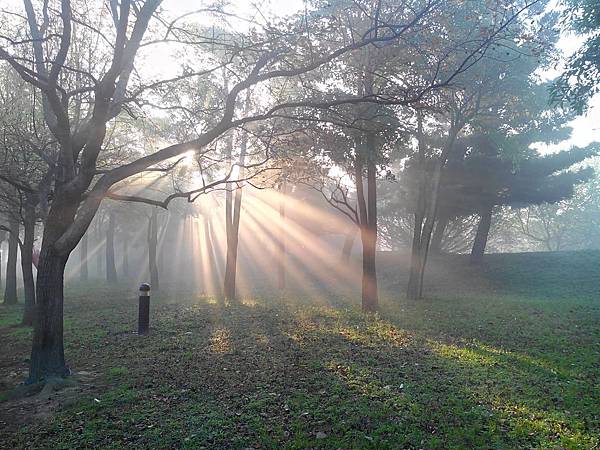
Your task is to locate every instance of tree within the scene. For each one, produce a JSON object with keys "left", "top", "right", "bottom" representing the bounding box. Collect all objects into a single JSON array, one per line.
[
  {"left": 224, "top": 94, "right": 253, "bottom": 301},
  {"left": 424, "top": 69, "right": 597, "bottom": 261},
  {"left": 0, "top": 0, "right": 545, "bottom": 382},
  {"left": 495, "top": 169, "right": 600, "bottom": 251},
  {"left": 0, "top": 64, "right": 52, "bottom": 324},
  {"left": 2, "top": 214, "right": 19, "bottom": 305},
  {"left": 105, "top": 209, "right": 118, "bottom": 283},
  {"left": 147, "top": 207, "right": 160, "bottom": 290},
  {"left": 287, "top": 0, "right": 542, "bottom": 309},
  {"left": 403, "top": 4, "right": 557, "bottom": 298},
  {"left": 551, "top": 0, "right": 600, "bottom": 113},
  {"left": 469, "top": 146, "right": 596, "bottom": 262}
]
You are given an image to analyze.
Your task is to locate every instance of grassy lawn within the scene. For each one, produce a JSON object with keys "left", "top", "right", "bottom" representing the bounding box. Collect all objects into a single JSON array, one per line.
[{"left": 0, "top": 251, "right": 599, "bottom": 449}]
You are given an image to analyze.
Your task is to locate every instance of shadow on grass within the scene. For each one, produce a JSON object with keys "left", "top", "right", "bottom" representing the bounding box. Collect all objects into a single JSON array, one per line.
[{"left": 2, "top": 292, "right": 597, "bottom": 449}]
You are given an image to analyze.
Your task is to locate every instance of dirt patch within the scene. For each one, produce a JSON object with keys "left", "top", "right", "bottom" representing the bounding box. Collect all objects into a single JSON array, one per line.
[{"left": 0, "top": 370, "right": 102, "bottom": 435}]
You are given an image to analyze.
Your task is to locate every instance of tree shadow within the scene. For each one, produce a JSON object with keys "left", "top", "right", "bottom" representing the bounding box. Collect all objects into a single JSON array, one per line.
[{"left": 2, "top": 291, "right": 598, "bottom": 449}]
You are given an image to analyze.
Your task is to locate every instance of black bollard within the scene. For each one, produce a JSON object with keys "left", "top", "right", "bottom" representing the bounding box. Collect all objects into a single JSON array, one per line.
[{"left": 138, "top": 283, "right": 151, "bottom": 334}]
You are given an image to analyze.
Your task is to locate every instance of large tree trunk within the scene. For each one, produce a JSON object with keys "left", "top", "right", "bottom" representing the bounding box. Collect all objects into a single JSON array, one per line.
[
  {"left": 430, "top": 213, "right": 450, "bottom": 255},
  {"left": 406, "top": 220, "right": 423, "bottom": 300},
  {"left": 79, "top": 232, "right": 88, "bottom": 282},
  {"left": 224, "top": 131, "right": 248, "bottom": 301},
  {"left": 28, "top": 192, "right": 84, "bottom": 383},
  {"left": 21, "top": 204, "right": 36, "bottom": 326},
  {"left": 223, "top": 193, "right": 242, "bottom": 300},
  {"left": 28, "top": 245, "right": 70, "bottom": 382},
  {"left": 360, "top": 158, "right": 378, "bottom": 312},
  {"left": 3, "top": 216, "right": 19, "bottom": 305},
  {"left": 105, "top": 210, "right": 117, "bottom": 282},
  {"left": 148, "top": 208, "right": 159, "bottom": 290},
  {"left": 360, "top": 224, "right": 378, "bottom": 312},
  {"left": 470, "top": 204, "right": 493, "bottom": 264}
]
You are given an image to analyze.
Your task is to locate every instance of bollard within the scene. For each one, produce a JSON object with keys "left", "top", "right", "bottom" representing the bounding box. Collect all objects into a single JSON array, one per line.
[{"left": 138, "top": 283, "right": 151, "bottom": 334}]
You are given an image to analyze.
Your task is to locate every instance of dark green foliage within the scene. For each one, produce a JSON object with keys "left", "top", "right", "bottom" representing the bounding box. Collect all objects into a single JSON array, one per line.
[{"left": 440, "top": 139, "right": 597, "bottom": 216}]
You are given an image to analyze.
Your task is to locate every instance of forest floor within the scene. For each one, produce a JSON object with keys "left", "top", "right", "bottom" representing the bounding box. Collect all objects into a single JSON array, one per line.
[{"left": 0, "top": 250, "right": 599, "bottom": 449}]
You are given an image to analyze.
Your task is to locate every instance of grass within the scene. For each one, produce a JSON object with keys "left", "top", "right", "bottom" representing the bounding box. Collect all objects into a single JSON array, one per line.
[{"left": 0, "top": 250, "right": 599, "bottom": 449}]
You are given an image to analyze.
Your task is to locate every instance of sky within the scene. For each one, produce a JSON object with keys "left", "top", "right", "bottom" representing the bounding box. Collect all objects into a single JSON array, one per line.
[{"left": 538, "top": 30, "right": 599, "bottom": 152}]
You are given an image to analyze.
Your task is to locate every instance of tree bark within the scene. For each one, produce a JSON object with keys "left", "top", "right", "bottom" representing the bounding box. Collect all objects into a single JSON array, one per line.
[
  {"left": 354, "top": 137, "right": 379, "bottom": 312},
  {"left": 224, "top": 129, "right": 248, "bottom": 301},
  {"left": 28, "top": 244, "right": 70, "bottom": 382},
  {"left": 407, "top": 116, "right": 459, "bottom": 300},
  {"left": 105, "top": 210, "right": 117, "bottom": 282},
  {"left": 470, "top": 204, "right": 493, "bottom": 264},
  {"left": 148, "top": 208, "right": 159, "bottom": 290},
  {"left": 0, "top": 238, "right": 3, "bottom": 291},
  {"left": 406, "top": 222, "right": 423, "bottom": 300},
  {"left": 28, "top": 191, "right": 84, "bottom": 383},
  {"left": 407, "top": 112, "right": 427, "bottom": 300},
  {"left": 3, "top": 216, "right": 19, "bottom": 305},
  {"left": 79, "top": 232, "right": 88, "bottom": 282},
  {"left": 416, "top": 170, "right": 441, "bottom": 298},
  {"left": 21, "top": 204, "right": 37, "bottom": 326},
  {"left": 430, "top": 213, "right": 450, "bottom": 255},
  {"left": 361, "top": 157, "right": 378, "bottom": 312}
]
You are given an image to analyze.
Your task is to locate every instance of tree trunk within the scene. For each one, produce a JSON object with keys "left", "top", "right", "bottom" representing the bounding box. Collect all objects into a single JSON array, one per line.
[
  {"left": 0, "top": 238, "right": 3, "bottom": 291},
  {"left": 360, "top": 225, "right": 378, "bottom": 312},
  {"left": 95, "top": 219, "right": 103, "bottom": 278},
  {"left": 224, "top": 130, "right": 248, "bottom": 301},
  {"left": 148, "top": 208, "right": 159, "bottom": 290},
  {"left": 3, "top": 216, "right": 19, "bottom": 305},
  {"left": 79, "top": 232, "right": 88, "bottom": 282},
  {"left": 21, "top": 204, "right": 36, "bottom": 326},
  {"left": 416, "top": 190, "right": 440, "bottom": 298},
  {"left": 28, "top": 245, "right": 69, "bottom": 382},
  {"left": 122, "top": 234, "right": 130, "bottom": 278},
  {"left": 406, "top": 221, "right": 423, "bottom": 300},
  {"left": 203, "top": 215, "right": 215, "bottom": 289},
  {"left": 470, "top": 204, "right": 493, "bottom": 264},
  {"left": 407, "top": 111, "right": 427, "bottom": 300},
  {"left": 407, "top": 118, "right": 459, "bottom": 300},
  {"left": 430, "top": 213, "right": 449, "bottom": 255},
  {"left": 340, "top": 228, "right": 357, "bottom": 262},
  {"left": 224, "top": 209, "right": 234, "bottom": 299},
  {"left": 360, "top": 158, "right": 378, "bottom": 312},
  {"left": 278, "top": 181, "right": 286, "bottom": 291},
  {"left": 105, "top": 210, "right": 117, "bottom": 282}
]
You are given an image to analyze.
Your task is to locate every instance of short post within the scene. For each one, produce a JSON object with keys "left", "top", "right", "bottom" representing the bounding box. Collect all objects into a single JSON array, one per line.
[{"left": 138, "top": 283, "right": 151, "bottom": 335}]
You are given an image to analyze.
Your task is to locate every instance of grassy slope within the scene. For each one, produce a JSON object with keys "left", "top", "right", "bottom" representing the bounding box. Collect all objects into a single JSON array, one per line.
[{"left": 0, "top": 250, "right": 598, "bottom": 449}]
